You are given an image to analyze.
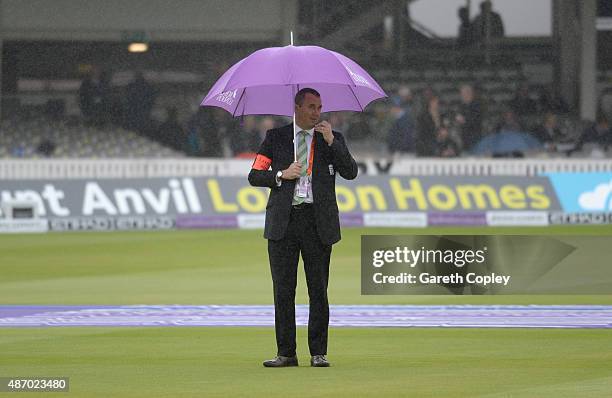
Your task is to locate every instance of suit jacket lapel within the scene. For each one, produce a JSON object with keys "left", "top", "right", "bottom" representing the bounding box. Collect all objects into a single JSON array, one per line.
[
  {"left": 285, "top": 123, "right": 295, "bottom": 158},
  {"left": 312, "top": 131, "right": 325, "bottom": 177}
]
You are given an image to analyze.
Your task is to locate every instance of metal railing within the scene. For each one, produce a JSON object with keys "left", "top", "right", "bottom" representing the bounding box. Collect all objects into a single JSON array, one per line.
[{"left": 1, "top": 158, "right": 611, "bottom": 180}]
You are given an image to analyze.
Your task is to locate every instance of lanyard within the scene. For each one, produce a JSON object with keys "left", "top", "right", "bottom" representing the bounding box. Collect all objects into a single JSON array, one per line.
[{"left": 306, "top": 135, "right": 315, "bottom": 176}]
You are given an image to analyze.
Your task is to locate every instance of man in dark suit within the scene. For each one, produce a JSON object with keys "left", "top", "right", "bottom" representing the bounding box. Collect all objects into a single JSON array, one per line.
[{"left": 248, "top": 88, "right": 358, "bottom": 368}]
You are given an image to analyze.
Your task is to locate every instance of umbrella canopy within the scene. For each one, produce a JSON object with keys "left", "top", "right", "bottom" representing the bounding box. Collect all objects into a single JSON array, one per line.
[
  {"left": 472, "top": 130, "right": 543, "bottom": 155},
  {"left": 201, "top": 45, "right": 387, "bottom": 117}
]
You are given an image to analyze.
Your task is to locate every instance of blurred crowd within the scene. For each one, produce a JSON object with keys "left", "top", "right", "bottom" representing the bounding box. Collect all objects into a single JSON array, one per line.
[
  {"left": 76, "top": 67, "right": 611, "bottom": 159},
  {"left": 374, "top": 83, "right": 611, "bottom": 157},
  {"left": 221, "top": 82, "right": 611, "bottom": 159},
  {"left": 79, "top": 68, "right": 156, "bottom": 133},
  {"left": 77, "top": 67, "right": 279, "bottom": 158}
]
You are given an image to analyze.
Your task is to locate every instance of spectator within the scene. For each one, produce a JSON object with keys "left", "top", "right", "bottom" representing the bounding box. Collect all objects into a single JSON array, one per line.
[
  {"left": 538, "top": 86, "right": 570, "bottom": 115},
  {"left": 95, "top": 70, "right": 113, "bottom": 127},
  {"left": 510, "top": 84, "right": 538, "bottom": 117},
  {"left": 395, "top": 85, "right": 413, "bottom": 109},
  {"left": 157, "top": 106, "right": 184, "bottom": 150},
  {"left": 368, "top": 103, "right": 393, "bottom": 150},
  {"left": 457, "top": 6, "right": 473, "bottom": 47},
  {"left": 416, "top": 94, "right": 441, "bottom": 156},
  {"left": 575, "top": 115, "right": 611, "bottom": 151},
  {"left": 532, "top": 112, "right": 562, "bottom": 149},
  {"left": 125, "top": 71, "right": 156, "bottom": 134},
  {"left": 215, "top": 109, "right": 239, "bottom": 157},
  {"left": 386, "top": 86, "right": 415, "bottom": 153},
  {"left": 600, "top": 88, "right": 612, "bottom": 122},
  {"left": 435, "top": 125, "right": 460, "bottom": 157},
  {"left": 387, "top": 102, "right": 415, "bottom": 154},
  {"left": 496, "top": 109, "right": 523, "bottom": 132},
  {"left": 455, "top": 84, "right": 483, "bottom": 152},
  {"left": 185, "top": 132, "right": 202, "bottom": 157},
  {"left": 328, "top": 112, "right": 349, "bottom": 136},
  {"left": 256, "top": 117, "right": 276, "bottom": 148},
  {"left": 185, "top": 107, "right": 232, "bottom": 157},
  {"left": 472, "top": 1, "right": 505, "bottom": 44},
  {"left": 36, "top": 138, "right": 56, "bottom": 157},
  {"left": 346, "top": 113, "right": 372, "bottom": 141},
  {"left": 78, "top": 68, "right": 111, "bottom": 126},
  {"left": 11, "top": 145, "right": 26, "bottom": 158},
  {"left": 184, "top": 108, "right": 206, "bottom": 156},
  {"left": 414, "top": 85, "right": 435, "bottom": 118},
  {"left": 230, "top": 116, "right": 258, "bottom": 156},
  {"left": 230, "top": 117, "right": 276, "bottom": 158},
  {"left": 78, "top": 71, "right": 96, "bottom": 123}
]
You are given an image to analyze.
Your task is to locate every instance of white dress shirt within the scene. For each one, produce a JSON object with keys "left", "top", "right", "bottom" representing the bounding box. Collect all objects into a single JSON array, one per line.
[
  {"left": 276, "top": 124, "right": 315, "bottom": 203},
  {"left": 295, "top": 124, "right": 314, "bottom": 203}
]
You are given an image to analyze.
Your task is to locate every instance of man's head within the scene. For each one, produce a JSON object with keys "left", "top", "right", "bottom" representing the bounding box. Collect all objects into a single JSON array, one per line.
[
  {"left": 397, "top": 85, "right": 412, "bottom": 104},
  {"left": 460, "top": 84, "right": 475, "bottom": 103},
  {"left": 480, "top": 1, "right": 492, "bottom": 13},
  {"left": 596, "top": 114, "right": 609, "bottom": 130},
  {"left": 436, "top": 126, "right": 449, "bottom": 142},
  {"left": 543, "top": 112, "right": 557, "bottom": 128},
  {"left": 295, "top": 88, "right": 322, "bottom": 129},
  {"left": 517, "top": 84, "right": 530, "bottom": 97},
  {"left": 259, "top": 117, "right": 275, "bottom": 133}
]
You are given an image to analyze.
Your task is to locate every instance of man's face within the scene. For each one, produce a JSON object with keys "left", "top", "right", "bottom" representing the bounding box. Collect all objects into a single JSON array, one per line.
[
  {"left": 460, "top": 85, "right": 473, "bottom": 103},
  {"left": 295, "top": 93, "right": 322, "bottom": 129}
]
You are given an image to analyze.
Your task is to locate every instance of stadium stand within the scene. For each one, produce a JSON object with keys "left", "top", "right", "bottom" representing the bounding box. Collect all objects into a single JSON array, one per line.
[
  {"left": 0, "top": 116, "right": 183, "bottom": 159},
  {"left": 1, "top": 63, "right": 609, "bottom": 160},
  {"left": 0, "top": 1, "right": 610, "bottom": 161}
]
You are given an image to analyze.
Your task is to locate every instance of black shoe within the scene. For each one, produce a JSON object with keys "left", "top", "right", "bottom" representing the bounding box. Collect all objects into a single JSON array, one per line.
[
  {"left": 310, "top": 355, "right": 330, "bottom": 367},
  {"left": 263, "top": 355, "right": 298, "bottom": 367}
]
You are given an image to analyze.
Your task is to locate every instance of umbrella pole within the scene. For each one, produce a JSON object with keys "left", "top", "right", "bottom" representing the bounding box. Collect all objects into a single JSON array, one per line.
[{"left": 291, "top": 31, "right": 297, "bottom": 162}]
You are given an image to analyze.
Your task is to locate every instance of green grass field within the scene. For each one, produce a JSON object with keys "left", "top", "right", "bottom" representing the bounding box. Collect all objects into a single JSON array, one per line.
[{"left": 1, "top": 226, "right": 612, "bottom": 397}]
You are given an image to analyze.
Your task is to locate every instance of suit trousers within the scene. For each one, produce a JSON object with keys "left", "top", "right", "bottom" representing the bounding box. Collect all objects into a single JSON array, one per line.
[{"left": 267, "top": 204, "right": 332, "bottom": 357}]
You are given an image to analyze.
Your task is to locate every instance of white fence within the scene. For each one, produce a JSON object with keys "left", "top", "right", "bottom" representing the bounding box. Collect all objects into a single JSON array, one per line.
[
  {"left": 388, "top": 158, "right": 612, "bottom": 176},
  {"left": 1, "top": 158, "right": 612, "bottom": 180}
]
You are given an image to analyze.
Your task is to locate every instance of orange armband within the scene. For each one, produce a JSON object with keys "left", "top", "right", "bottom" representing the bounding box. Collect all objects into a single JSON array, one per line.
[{"left": 252, "top": 154, "right": 272, "bottom": 170}]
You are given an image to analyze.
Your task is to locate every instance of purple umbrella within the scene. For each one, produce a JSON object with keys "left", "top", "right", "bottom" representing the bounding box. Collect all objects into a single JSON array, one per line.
[{"left": 200, "top": 43, "right": 387, "bottom": 159}]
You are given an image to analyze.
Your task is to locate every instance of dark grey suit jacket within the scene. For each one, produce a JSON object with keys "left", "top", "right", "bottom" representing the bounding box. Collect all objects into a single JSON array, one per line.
[{"left": 248, "top": 123, "right": 358, "bottom": 245}]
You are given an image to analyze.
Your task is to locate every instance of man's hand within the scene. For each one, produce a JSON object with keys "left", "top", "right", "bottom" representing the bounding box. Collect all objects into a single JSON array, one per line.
[
  {"left": 315, "top": 121, "right": 334, "bottom": 146},
  {"left": 281, "top": 162, "right": 302, "bottom": 180}
]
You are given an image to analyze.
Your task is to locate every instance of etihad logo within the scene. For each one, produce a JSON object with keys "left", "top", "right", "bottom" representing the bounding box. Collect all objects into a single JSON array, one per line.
[
  {"left": 578, "top": 179, "right": 612, "bottom": 210},
  {"left": 347, "top": 68, "right": 371, "bottom": 87},
  {"left": 215, "top": 89, "right": 238, "bottom": 105}
]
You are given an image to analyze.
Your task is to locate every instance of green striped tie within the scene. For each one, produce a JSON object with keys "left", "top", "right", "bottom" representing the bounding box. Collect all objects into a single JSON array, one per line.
[{"left": 293, "top": 130, "right": 309, "bottom": 204}]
